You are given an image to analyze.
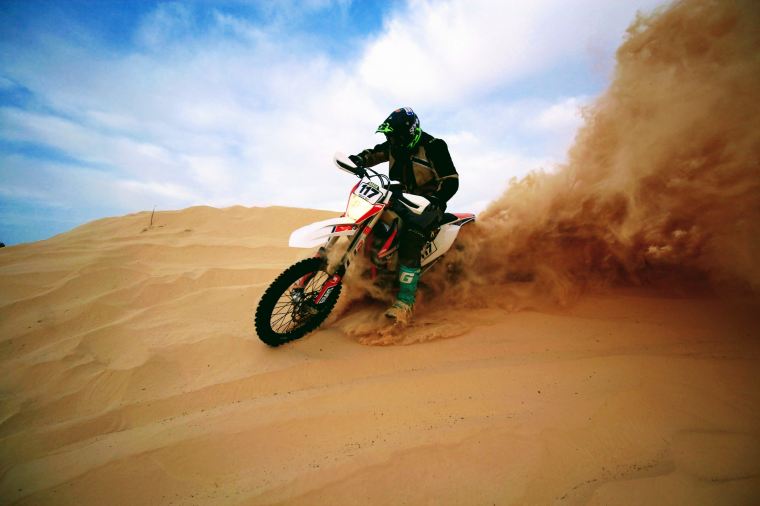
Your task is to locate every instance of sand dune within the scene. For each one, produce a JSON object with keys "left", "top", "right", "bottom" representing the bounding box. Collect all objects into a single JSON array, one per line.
[
  {"left": 1, "top": 204, "right": 759, "bottom": 505},
  {"left": 3, "top": 0, "right": 760, "bottom": 503}
]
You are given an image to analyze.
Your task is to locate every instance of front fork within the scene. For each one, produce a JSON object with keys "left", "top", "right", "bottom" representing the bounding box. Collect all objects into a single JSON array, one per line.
[
  {"left": 292, "top": 237, "right": 346, "bottom": 308},
  {"left": 293, "top": 239, "right": 339, "bottom": 290},
  {"left": 295, "top": 213, "right": 381, "bottom": 306}
]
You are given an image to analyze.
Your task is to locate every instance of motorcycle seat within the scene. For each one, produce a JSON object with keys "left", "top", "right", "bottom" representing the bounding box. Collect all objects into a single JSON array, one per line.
[{"left": 441, "top": 212, "right": 460, "bottom": 225}]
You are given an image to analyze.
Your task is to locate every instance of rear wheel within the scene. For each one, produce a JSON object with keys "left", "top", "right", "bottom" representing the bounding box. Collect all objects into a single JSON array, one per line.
[{"left": 254, "top": 257, "right": 342, "bottom": 346}]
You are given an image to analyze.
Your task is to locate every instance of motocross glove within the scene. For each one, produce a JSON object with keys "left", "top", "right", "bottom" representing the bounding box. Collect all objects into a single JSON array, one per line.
[
  {"left": 426, "top": 194, "right": 446, "bottom": 214},
  {"left": 348, "top": 154, "right": 365, "bottom": 167}
]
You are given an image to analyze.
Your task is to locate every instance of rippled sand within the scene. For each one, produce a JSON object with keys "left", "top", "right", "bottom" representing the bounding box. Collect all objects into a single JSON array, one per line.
[{"left": 1, "top": 205, "right": 758, "bottom": 505}]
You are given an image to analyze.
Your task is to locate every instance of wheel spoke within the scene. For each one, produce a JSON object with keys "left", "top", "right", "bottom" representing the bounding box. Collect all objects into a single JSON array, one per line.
[
  {"left": 270, "top": 299, "right": 310, "bottom": 333},
  {"left": 271, "top": 302, "right": 295, "bottom": 315},
  {"left": 275, "top": 310, "right": 303, "bottom": 333},
  {"left": 256, "top": 257, "right": 341, "bottom": 346},
  {"left": 272, "top": 314, "right": 293, "bottom": 334}
]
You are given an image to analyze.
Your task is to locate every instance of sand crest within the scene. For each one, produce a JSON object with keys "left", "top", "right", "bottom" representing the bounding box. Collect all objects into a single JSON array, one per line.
[{"left": 1, "top": 205, "right": 759, "bottom": 505}]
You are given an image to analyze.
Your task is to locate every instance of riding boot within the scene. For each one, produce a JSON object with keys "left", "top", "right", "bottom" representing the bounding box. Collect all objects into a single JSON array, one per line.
[{"left": 385, "top": 264, "right": 421, "bottom": 323}]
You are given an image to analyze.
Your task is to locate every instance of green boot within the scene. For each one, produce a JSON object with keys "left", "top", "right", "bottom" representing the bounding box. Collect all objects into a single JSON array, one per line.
[{"left": 385, "top": 265, "right": 421, "bottom": 323}]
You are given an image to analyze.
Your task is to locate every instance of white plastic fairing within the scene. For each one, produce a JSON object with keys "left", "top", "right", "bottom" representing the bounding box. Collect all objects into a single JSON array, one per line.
[
  {"left": 289, "top": 216, "right": 357, "bottom": 248},
  {"left": 399, "top": 193, "right": 430, "bottom": 215},
  {"left": 333, "top": 152, "right": 359, "bottom": 175},
  {"left": 420, "top": 223, "right": 461, "bottom": 266}
]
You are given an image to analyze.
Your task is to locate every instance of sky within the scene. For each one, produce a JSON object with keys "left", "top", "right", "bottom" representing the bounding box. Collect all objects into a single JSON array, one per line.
[{"left": 0, "top": 0, "right": 669, "bottom": 245}]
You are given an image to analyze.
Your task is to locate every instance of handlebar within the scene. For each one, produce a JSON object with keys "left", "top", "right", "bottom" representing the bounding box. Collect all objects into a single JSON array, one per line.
[
  {"left": 355, "top": 165, "right": 391, "bottom": 189},
  {"left": 347, "top": 163, "right": 427, "bottom": 211},
  {"left": 334, "top": 152, "right": 390, "bottom": 188}
]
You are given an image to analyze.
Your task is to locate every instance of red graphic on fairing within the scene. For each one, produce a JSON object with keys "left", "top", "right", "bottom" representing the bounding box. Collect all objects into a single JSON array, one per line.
[
  {"left": 333, "top": 224, "right": 355, "bottom": 233},
  {"left": 452, "top": 213, "right": 476, "bottom": 225}
]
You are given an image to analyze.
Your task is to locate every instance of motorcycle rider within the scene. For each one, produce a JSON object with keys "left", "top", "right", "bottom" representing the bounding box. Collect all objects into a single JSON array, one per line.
[{"left": 349, "top": 107, "right": 459, "bottom": 323}]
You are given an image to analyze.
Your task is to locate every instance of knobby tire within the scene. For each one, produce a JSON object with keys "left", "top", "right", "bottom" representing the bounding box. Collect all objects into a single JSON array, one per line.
[{"left": 254, "top": 257, "right": 342, "bottom": 346}]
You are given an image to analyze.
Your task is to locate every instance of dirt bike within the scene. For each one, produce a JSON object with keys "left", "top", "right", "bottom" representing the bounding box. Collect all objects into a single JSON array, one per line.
[{"left": 254, "top": 153, "right": 475, "bottom": 346}]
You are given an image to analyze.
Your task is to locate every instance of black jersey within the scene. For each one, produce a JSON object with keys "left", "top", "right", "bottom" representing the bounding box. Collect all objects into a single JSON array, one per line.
[{"left": 357, "top": 131, "right": 459, "bottom": 205}]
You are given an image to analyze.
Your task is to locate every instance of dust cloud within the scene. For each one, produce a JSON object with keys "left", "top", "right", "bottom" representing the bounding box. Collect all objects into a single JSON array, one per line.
[
  {"left": 440, "top": 0, "right": 760, "bottom": 304},
  {"left": 341, "top": 0, "right": 760, "bottom": 340}
]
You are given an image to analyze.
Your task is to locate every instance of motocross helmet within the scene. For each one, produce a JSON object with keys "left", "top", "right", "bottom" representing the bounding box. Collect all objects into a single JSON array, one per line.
[{"left": 376, "top": 107, "right": 421, "bottom": 149}]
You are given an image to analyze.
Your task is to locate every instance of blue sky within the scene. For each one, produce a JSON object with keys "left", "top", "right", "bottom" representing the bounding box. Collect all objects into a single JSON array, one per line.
[{"left": 0, "top": 0, "right": 668, "bottom": 245}]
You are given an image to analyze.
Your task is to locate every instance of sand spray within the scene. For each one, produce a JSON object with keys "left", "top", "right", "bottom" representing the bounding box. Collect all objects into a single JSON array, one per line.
[{"left": 339, "top": 0, "right": 760, "bottom": 341}]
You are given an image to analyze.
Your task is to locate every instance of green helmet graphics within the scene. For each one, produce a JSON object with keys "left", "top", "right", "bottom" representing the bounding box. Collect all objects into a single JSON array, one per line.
[{"left": 376, "top": 107, "right": 421, "bottom": 149}]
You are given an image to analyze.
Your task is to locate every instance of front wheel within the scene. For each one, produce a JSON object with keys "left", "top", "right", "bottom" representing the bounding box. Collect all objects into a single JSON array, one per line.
[{"left": 254, "top": 257, "right": 342, "bottom": 346}]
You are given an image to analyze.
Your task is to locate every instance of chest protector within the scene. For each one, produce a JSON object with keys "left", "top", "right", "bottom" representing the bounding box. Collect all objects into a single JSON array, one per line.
[{"left": 389, "top": 142, "right": 441, "bottom": 196}]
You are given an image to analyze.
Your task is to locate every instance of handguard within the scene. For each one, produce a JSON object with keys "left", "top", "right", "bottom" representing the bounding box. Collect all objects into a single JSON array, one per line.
[
  {"left": 333, "top": 152, "right": 366, "bottom": 177},
  {"left": 396, "top": 193, "right": 431, "bottom": 216}
]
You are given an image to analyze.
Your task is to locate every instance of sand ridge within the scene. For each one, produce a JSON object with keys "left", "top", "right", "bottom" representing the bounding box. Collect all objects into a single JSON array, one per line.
[{"left": 1, "top": 205, "right": 759, "bottom": 505}]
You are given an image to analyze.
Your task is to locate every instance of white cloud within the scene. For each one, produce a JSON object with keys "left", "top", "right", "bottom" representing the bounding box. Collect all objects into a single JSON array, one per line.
[
  {"left": 0, "top": 108, "right": 178, "bottom": 179},
  {"left": 116, "top": 179, "right": 198, "bottom": 202},
  {"left": 358, "top": 0, "right": 667, "bottom": 106},
  {"left": 0, "top": 0, "right": 671, "bottom": 243},
  {"left": 0, "top": 154, "right": 201, "bottom": 213},
  {"left": 526, "top": 97, "right": 586, "bottom": 133},
  {"left": 135, "top": 2, "right": 196, "bottom": 48}
]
